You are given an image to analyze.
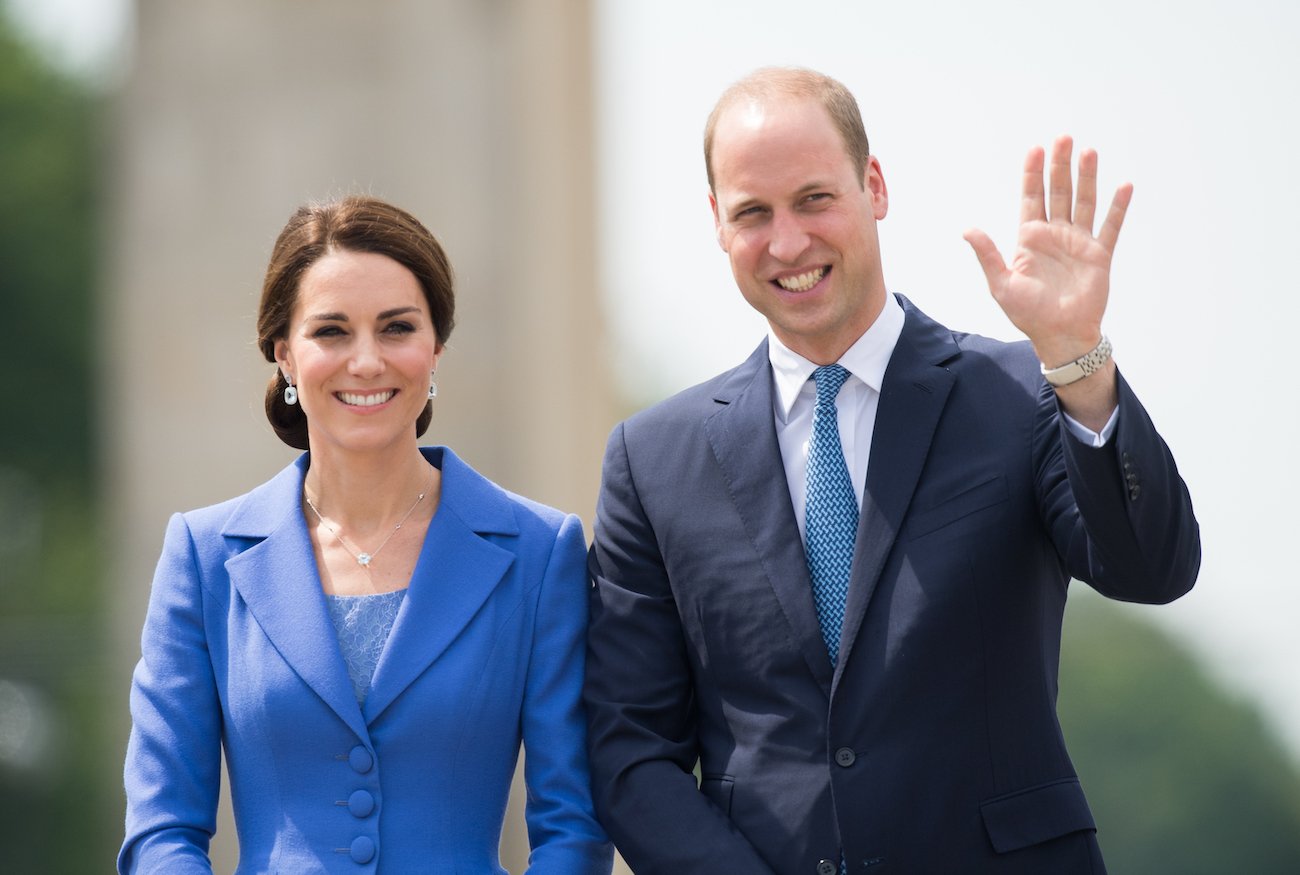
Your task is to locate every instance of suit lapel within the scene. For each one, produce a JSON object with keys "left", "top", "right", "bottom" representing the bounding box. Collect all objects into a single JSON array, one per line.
[
  {"left": 834, "top": 298, "right": 959, "bottom": 686},
  {"left": 706, "top": 341, "right": 834, "bottom": 694},
  {"left": 222, "top": 456, "right": 368, "bottom": 739},
  {"left": 363, "top": 447, "right": 517, "bottom": 722}
]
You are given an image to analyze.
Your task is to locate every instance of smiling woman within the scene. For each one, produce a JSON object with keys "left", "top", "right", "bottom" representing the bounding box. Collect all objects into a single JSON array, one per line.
[{"left": 118, "top": 196, "right": 613, "bottom": 873}]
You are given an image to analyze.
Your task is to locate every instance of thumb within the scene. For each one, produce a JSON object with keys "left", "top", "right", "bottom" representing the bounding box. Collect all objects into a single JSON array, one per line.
[{"left": 962, "top": 228, "right": 1007, "bottom": 291}]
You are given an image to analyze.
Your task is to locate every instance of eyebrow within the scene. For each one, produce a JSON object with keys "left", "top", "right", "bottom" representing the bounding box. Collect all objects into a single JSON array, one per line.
[
  {"left": 304, "top": 306, "right": 423, "bottom": 323},
  {"left": 725, "top": 181, "right": 834, "bottom": 218}
]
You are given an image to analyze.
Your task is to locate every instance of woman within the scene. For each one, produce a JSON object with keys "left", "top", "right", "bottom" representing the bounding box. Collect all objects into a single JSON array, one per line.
[{"left": 119, "top": 196, "right": 612, "bottom": 874}]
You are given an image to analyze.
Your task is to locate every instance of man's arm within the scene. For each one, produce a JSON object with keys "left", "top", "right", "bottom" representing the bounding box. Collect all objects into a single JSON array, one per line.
[
  {"left": 584, "top": 422, "right": 776, "bottom": 875},
  {"left": 963, "top": 135, "right": 1126, "bottom": 430},
  {"left": 967, "top": 136, "right": 1199, "bottom": 601}
]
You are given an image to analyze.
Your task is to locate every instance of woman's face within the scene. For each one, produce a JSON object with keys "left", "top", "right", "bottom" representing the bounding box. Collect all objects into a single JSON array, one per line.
[{"left": 274, "top": 248, "right": 441, "bottom": 457}]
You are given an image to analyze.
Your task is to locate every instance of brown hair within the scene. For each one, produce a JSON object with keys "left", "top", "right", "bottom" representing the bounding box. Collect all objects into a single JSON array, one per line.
[
  {"left": 256, "top": 196, "right": 456, "bottom": 450},
  {"left": 703, "top": 67, "right": 871, "bottom": 193}
]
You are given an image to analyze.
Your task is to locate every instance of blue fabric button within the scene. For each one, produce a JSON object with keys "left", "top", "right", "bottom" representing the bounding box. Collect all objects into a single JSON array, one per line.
[
  {"left": 348, "top": 789, "right": 375, "bottom": 818},
  {"left": 348, "top": 746, "right": 373, "bottom": 774},
  {"left": 350, "top": 835, "right": 375, "bottom": 864}
]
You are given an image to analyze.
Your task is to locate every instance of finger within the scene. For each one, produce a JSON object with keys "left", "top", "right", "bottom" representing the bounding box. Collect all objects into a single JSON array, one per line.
[
  {"left": 1020, "top": 146, "right": 1046, "bottom": 225},
  {"left": 1048, "top": 135, "right": 1074, "bottom": 223},
  {"left": 962, "top": 228, "right": 1008, "bottom": 292},
  {"left": 1097, "top": 182, "right": 1134, "bottom": 254},
  {"left": 1074, "top": 148, "right": 1099, "bottom": 234}
]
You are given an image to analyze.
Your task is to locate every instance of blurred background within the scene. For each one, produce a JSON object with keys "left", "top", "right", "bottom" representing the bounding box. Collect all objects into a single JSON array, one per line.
[{"left": 1, "top": 0, "right": 1298, "bottom": 872}]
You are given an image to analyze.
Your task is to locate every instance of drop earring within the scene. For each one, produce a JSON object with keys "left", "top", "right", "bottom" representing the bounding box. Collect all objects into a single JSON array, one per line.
[
  {"left": 427, "top": 370, "right": 438, "bottom": 399},
  {"left": 283, "top": 374, "right": 298, "bottom": 406}
]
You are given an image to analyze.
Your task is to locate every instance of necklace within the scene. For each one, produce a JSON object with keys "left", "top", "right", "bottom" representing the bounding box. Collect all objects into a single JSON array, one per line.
[{"left": 304, "top": 468, "right": 434, "bottom": 568}]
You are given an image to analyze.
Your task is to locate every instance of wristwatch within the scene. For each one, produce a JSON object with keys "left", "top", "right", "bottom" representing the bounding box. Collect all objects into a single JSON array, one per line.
[{"left": 1040, "top": 336, "right": 1113, "bottom": 387}]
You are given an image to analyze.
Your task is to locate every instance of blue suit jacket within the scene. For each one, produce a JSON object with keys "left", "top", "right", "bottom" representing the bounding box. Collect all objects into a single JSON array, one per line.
[
  {"left": 585, "top": 297, "right": 1200, "bottom": 874},
  {"left": 121, "top": 447, "right": 612, "bottom": 874}
]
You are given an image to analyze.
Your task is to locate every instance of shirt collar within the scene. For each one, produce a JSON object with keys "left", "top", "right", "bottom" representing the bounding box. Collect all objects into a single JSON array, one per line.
[{"left": 767, "top": 293, "right": 906, "bottom": 421}]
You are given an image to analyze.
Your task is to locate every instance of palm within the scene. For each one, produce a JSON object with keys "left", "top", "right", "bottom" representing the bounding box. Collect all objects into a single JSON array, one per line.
[{"left": 964, "top": 136, "right": 1131, "bottom": 364}]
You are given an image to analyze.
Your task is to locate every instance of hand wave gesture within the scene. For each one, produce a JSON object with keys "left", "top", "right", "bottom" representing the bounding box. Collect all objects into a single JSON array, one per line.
[{"left": 963, "top": 135, "right": 1131, "bottom": 370}]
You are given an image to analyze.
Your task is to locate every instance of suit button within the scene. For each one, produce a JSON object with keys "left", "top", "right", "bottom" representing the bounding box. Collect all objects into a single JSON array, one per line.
[
  {"left": 348, "top": 746, "right": 373, "bottom": 774},
  {"left": 348, "top": 789, "right": 375, "bottom": 818},
  {"left": 350, "top": 835, "right": 375, "bottom": 863},
  {"left": 817, "top": 860, "right": 838, "bottom": 875},
  {"left": 834, "top": 747, "right": 856, "bottom": 767}
]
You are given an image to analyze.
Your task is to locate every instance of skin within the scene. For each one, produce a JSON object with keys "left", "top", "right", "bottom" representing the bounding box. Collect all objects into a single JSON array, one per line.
[
  {"left": 709, "top": 96, "right": 890, "bottom": 367},
  {"left": 964, "top": 136, "right": 1128, "bottom": 430},
  {"left": 274, "top": 248, "right": 444, "bottom": 594},
  {"left": 709, "top": 93, "right": 1125, "bottom": 430}
]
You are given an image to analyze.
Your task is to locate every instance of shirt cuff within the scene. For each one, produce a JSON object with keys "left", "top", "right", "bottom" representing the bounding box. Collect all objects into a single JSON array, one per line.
[{"left": 1062, "top": 406, "right": 1119, "bottom": 448}]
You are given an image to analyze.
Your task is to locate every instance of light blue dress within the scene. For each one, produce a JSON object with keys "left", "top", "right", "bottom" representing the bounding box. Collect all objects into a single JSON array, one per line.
[{"left": 325, "top": 589, "right": 407, "bottom": 703}]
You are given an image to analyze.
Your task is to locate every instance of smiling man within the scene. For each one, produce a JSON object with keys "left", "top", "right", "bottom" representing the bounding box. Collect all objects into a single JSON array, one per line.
[{"left": 584, "top": 67, "right": 1200, "bottom": 874}]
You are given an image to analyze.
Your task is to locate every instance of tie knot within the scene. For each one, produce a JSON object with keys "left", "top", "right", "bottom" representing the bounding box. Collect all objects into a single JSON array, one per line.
[{"left": 812, "top": 364, "right": 851, "bottom": 405}]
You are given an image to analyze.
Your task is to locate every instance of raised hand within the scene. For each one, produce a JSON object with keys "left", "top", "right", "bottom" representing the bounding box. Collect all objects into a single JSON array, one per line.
[{"left": 963, "top": 135, "right": 1128, "bottom": 427}]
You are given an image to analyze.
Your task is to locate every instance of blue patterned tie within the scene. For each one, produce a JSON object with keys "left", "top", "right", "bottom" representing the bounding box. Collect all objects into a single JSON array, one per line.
[{"left": 804, "top": 364, "right": 858, "bottom": 667}]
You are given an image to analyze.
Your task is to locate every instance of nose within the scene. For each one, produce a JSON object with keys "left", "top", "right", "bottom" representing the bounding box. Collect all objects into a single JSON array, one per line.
[
  {"left": 767, "top": 210, "right": 811, "bottom": 264},
  {"left": 348, "top": 335, "right": 384, "bottom": 378}
]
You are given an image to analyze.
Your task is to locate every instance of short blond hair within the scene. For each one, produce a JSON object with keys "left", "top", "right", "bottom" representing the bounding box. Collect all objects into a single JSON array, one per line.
[{"left": 703, "top": 67, "right": 871, "bottom": 192}]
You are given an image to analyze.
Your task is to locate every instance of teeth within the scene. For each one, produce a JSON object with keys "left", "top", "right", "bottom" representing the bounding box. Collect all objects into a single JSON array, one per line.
[
  {"left": 776, "top": 268, "right": 826, "bottom": 292},
  {"left": 338, "top": 390, "right": 394, "bottom": 407}
]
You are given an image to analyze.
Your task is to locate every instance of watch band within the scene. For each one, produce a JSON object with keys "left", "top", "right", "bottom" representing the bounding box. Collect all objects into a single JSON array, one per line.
[{"left": 1040, "top": 335, "right": 1113, "bottom": 387}]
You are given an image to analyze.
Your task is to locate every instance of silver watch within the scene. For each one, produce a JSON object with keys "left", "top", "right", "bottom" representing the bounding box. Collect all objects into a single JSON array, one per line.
[{"left": 1040, "top": 336, "right": 1113, "bottom": 387}]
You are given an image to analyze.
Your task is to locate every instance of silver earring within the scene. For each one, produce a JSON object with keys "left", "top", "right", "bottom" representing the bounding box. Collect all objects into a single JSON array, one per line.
[
  {"left": 428, "top": 370, "right": 438, "bottom": 399},
  {"left": 284, "top": 379, "right": 298, "bottom": 406}
]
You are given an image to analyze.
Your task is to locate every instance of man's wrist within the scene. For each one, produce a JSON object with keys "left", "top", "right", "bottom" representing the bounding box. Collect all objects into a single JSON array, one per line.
[{"left": 1040, "top": 335, "right": 1113, "bottom": 387}]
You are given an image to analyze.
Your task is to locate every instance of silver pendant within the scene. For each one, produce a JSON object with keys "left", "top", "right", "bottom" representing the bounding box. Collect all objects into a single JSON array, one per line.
[{"left": 357, "top": 553, "right": 373, "bottom": 566}]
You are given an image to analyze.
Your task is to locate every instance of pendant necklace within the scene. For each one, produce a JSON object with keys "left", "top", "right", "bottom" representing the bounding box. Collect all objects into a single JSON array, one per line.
[{"left": 304, "top": 468, "right": 434, "bottom": 568}]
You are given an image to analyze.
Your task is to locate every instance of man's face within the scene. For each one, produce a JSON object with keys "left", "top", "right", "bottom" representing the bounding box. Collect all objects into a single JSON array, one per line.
[{"left": 709, "top": 97, "right": 889, "bottom": 365}]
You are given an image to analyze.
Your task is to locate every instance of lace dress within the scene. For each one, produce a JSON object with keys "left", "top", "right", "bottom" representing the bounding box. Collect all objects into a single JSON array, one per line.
[{"left": 324, "top": 588, "right": 408, "bottom": 704}]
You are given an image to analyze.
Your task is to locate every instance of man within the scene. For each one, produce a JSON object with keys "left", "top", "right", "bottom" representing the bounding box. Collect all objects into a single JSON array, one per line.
[{"left": 584, "top": 67, "right": 1199, "bottom": 874}]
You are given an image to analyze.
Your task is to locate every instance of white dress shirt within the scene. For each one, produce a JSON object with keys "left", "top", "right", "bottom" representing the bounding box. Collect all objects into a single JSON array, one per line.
[{"left": 769, "top": 295, "right": 1118, "bottom": 543}]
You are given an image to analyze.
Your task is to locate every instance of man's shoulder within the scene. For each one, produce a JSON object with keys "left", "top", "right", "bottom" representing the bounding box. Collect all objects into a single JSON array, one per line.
[{"left": 620, "top": 342, "right": 767, "bottom": 435}]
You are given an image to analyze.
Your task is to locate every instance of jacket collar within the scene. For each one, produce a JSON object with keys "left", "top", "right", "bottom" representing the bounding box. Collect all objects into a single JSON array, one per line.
[
  {"left": 705, "top": 295, "right": 960, "bottom": 694},
  {"left": 220, "top": 447, "right": 519, "bottom": 733}
]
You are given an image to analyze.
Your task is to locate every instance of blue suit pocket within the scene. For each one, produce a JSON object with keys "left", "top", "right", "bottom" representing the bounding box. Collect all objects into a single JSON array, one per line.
[
  {"left": 699, "top": 775, "right": 734, "bottom": 817},
  {"left": 980, "top": 777, "right": 1097, "bottom": 853},
  {"left": 905, "top": 473, "right": 1008, "bottom": 541}
]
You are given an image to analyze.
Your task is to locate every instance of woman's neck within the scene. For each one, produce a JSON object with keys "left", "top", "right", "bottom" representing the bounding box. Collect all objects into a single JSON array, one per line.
[{"left": 302, "top": 443, "right": 438, "bottom": 536}]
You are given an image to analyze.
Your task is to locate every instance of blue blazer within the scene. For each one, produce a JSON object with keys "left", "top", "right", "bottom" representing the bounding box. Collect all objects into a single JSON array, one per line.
[
  {"left": 585, "top": 297, "right": 1200, "bottom": 874},
  {"left": 121, "top": 447, "right": 612, "bottom": 874}
]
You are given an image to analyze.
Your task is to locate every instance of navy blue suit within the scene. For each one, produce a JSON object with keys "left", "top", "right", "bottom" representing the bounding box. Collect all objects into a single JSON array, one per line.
[
  {"left": 584, "top": 297, "right": 1199, "bottom": 874},
  {"left": 121, "top": 447, "right": 611, "bottom": 874}
]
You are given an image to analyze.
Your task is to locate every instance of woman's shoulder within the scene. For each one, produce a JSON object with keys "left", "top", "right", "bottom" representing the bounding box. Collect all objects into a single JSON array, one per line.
[
  {"left": 431, "top": 445, "right": 581, "bottom": 540},
  {"left": 173, "top": 454, "right": 307, "bottom": 541}
]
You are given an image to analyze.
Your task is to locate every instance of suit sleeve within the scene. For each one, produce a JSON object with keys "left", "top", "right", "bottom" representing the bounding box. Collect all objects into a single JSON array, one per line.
[
  {"left": 584, "top": 423, "right": 777, "bottom": 875},
  {"left": 118, "top": 513, "right": 220, "bottom": 874},
  {"left": 520, "top": 513, "right": 615, "bottom": 875},
  {"left": 1036, "top": 370, "right": 1201, "bottom": 603}
]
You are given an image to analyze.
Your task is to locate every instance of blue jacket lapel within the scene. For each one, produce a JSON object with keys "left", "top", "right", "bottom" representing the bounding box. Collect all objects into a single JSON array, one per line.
[
  {"left": 221, "top": 455, "right": 368, "bottom": 739},
  {"left": 363, "top": 447, "right": 517, "bottom": 723},
  {"left": 706, "top": 340, "right": 834, "bottom": 694},
  {"left": 833, "top": 296, "right": 958, "bottom": 688}
]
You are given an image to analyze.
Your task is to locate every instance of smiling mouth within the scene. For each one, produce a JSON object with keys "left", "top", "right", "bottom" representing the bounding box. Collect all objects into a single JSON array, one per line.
[
  {"left": 337, "top": 390, "right": 395, "bottom": 407},
  {"left": 775, "top": 267, "right": 827, "bottom": 292}
]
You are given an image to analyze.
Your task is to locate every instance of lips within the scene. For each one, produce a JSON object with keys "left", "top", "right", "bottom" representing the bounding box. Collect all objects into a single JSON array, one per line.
[
  {"left": 775, "top": 267, "right": 828, "bottom": 292},
  {"left": 336, "top": 390, "right": 395, "bottom": 407}
]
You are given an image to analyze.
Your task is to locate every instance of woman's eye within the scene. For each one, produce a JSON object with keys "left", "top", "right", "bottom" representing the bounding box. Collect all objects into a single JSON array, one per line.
[
  {"left": 384, "top": 321, "right": 415, "bottom": 335},
  {"left": 312, "top": 325, "right": 345, "bottom": 338}
]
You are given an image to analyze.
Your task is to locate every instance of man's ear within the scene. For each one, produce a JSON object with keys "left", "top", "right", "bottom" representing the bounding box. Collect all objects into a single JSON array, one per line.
[{"left": 865, "top": 155, "right": 889, "bottom": 221}]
